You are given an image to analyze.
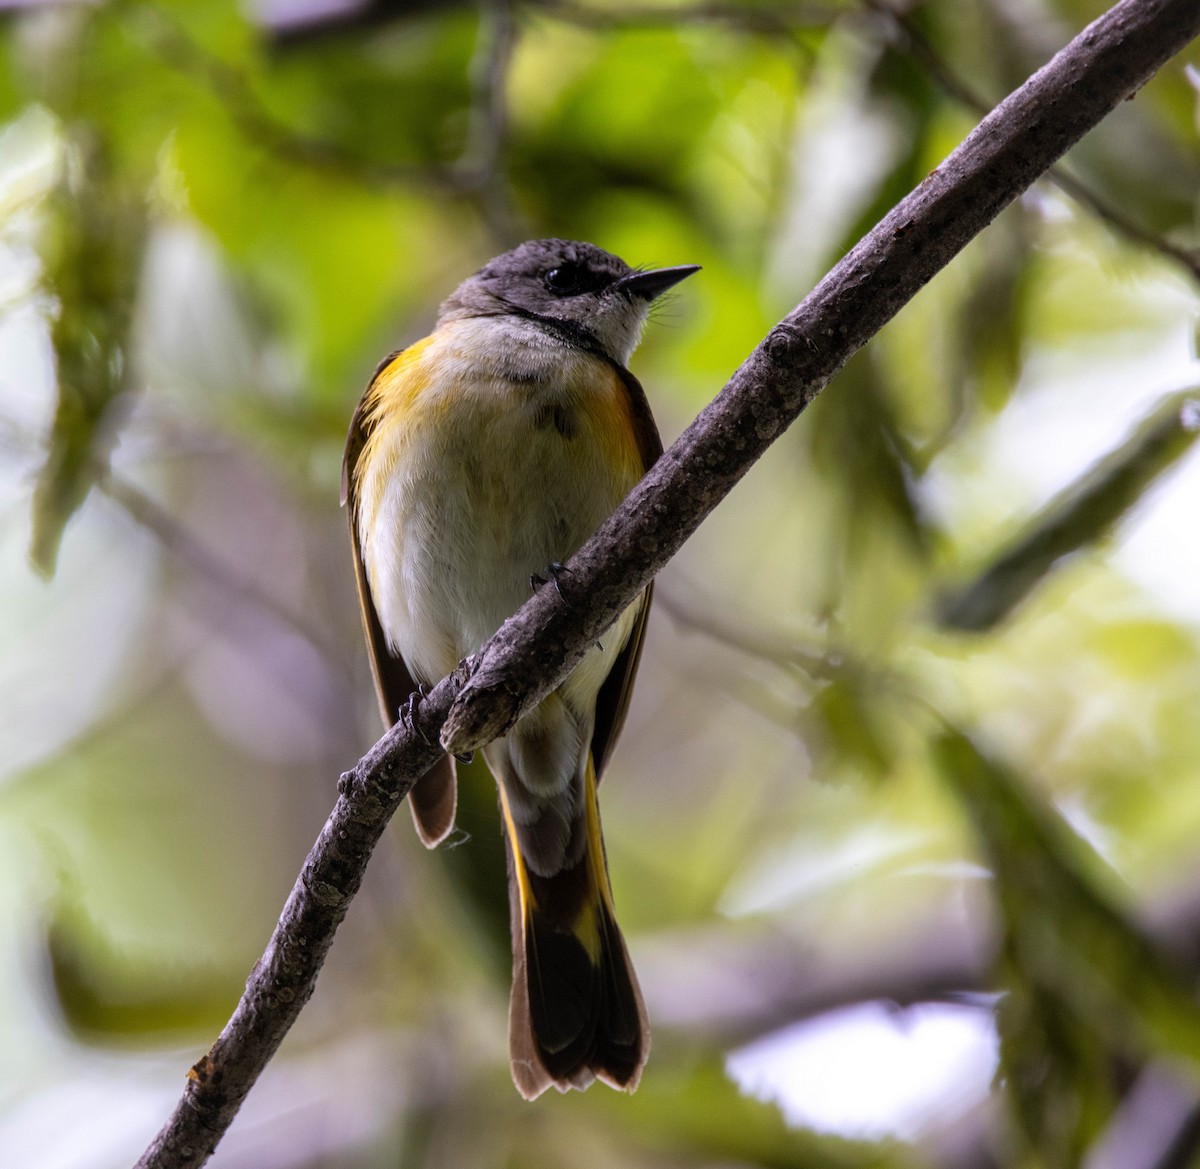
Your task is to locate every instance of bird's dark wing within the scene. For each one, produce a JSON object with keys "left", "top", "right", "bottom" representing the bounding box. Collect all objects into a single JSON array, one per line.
[{"left": 590, "top": 362, "right": 663, "bottom": 781}]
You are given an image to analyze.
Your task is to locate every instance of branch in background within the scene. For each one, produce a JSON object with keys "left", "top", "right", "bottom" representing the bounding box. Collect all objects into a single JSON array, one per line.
[
  {"left": 655, "top": 585, "right": 838, "bottom": 679},
  {"left": 937, "top": 389, "right": 1200, "bottom": 632},
  {"left": 137, "top": 0, "right": 838, "bottom": 202},
  {"left": 658, "top": 849, "right": 1200, "bottom": 1167},
  {"left": 653, "top": 588, "right": 893, "bottom": 757},
  {"left": 130, "top": 8, "right": 429, "bottom": 187},
  {"left": 1046, "top": 167, "right": 1200, "bottom": 281},
  {"left": 1084, "top": 1062, "right": 1200, "bottom": 1169},
  {"left": 649, "top": 854, "right": 1200, "bottom": 1168},
  {"left": 655, "top": 858, "right": 1200, "bottom": 1046},
  {"left": 936, "top": 730, "right": 1200, "bottom": 1162},
  {"left": 262, "top": 0, "right": 470, "bottom": 44},
  {"left": 642, "top": 901, "right": 996, "bottom": 1049},
  {"left": 257, "top": 0, "right": 840, "bottom": 39},
  {"left": 865, "top": 0, "right": 1200, "bottom": 283},
  {"left": 136, "top": 1, "right": 1200, "bottom": 1164}
]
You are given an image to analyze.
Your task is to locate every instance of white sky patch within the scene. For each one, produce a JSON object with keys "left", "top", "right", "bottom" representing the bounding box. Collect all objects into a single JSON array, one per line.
[
  {"left": 1114, "top": 436, "right": 1200, "bottom": 627},
  {"left": 770, "top": 34, "right": 902, "bottom": 299},
  {"left": 986, "top": 333, "right": 1196, "bottom": 505},
  {"left": 924, "top": 306, "right": 1200, "bottom": 625},
  {"left": 726, "top": 1000, "right": 999, "bottom": 1142}
]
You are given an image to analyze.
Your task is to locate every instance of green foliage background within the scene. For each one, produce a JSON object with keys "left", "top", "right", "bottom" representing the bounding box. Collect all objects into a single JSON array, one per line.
[{"left": 2, "top": 1, "right": 1200, "bottom": 1166}]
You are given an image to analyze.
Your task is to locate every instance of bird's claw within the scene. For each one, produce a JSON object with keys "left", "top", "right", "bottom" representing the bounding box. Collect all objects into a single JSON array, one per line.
[
  {"left": 530, "top": 561, "right": 569, "bottom": 601},
  {"left": 401, "top": 688, "right": 434, "bottom": 746}
]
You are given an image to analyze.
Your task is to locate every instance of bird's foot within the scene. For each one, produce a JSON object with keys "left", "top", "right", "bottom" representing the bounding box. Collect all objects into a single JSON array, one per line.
[{"left": 400, "top": 685, "right": 434, "bottom": 746}]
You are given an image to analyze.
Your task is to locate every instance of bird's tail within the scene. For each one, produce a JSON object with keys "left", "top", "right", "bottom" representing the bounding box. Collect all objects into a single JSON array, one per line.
[{"left": 500, "top": 754, "right": 648, "bottom": 1099}]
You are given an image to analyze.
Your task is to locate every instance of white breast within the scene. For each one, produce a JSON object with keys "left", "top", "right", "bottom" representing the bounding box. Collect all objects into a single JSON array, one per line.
[{"left": 357, "top": 317, "right": 642, "bottom": 703}]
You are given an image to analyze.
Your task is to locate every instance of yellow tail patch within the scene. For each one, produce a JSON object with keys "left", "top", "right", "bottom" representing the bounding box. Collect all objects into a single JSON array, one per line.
[
  {"left": 584, "top": 753, "right": 618, "bottom": 919},
  {"left": 500, "top": 757, "right": 611, "bottom": 965},
  {"left": 498, "top": 784, "right": 538, "bottom": 917}
]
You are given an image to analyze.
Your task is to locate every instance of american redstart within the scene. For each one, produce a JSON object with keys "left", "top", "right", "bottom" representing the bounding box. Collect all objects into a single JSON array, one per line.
[{"left": 342, "top": 239, "right": 698, "bottom": 1098}]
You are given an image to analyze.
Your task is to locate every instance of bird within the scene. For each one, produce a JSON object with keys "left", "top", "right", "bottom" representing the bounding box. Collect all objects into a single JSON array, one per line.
[{"left": 342, "top": 238, "right": 698, "bottom": 1098}]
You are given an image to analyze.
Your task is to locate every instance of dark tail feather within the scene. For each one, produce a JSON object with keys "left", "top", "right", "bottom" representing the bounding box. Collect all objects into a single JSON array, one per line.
[
  {"left": 501, "top": 764, "right": 648, "bottom": 1099},
  {"left": 508, "top": 895, "right": 648, "bottom": 1099}
]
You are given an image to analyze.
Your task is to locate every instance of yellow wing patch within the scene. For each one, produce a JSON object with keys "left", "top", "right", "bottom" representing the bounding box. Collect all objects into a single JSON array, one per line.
[
  {"left": 580, "top": 364, "right": 645, "bottom": 491},
  {"left": 355, "top": 334, "right": 439, "bottom": 488}
]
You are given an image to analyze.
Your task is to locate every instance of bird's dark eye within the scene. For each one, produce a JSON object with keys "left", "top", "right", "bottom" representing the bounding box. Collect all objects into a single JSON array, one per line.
[{"left": 543, "top": 263, "right": 600, "bottom": 296}]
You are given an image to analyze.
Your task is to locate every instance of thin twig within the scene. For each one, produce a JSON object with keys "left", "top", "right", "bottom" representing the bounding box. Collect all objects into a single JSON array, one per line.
[
  {"left": 865, "top": 0, "right": 1200, "bottom": 282},
  {"left": 135, "top": 3, "right": 1200, "bottom": 1164},
  {"left": 1045, "top": 168, "right": 1200, "bottom": 280},
  {"left": 655, "top": 585, "right": 838, "bottom": 678}
]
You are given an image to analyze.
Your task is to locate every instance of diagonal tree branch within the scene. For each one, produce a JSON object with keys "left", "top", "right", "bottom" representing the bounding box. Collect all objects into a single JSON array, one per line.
[{"left": 136, "top": 1, "right": 1200, "bottom": 1165}]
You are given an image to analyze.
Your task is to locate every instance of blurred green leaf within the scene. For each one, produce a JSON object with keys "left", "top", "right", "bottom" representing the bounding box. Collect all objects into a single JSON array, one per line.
[
  {"left": 510, "top": 25, "right": 728, "bottom": 231},
  {"left": 29, "top": 128, "right": 146, "bottom": 577},
  {"left": 0, "top": 21, "right": 22, "bottom": 123},
  {"left": 937, "top": 389, "right": 1200, "bottom": 631},
  {"left": 954, "top": 207, "right": 1032, "bottom": 418},
  {"left": 46, "top": 892, "right": 242, "bottom": 1043},
  {"left": 997, "top": 973, "right": 1114, "bottom": 1169},
  {"left": 266, "top": 12, "right": 481, "bottom": 167},
  {"left": 809, "top": 357, "right": 928, "bottom": 558},
  {"left": 807, "top": 669, "right": 893, "bottom": 779}
]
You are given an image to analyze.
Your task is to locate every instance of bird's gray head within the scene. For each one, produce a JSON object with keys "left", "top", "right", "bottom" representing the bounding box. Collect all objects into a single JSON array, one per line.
[{"left": 439, "top": 239, "right": 699, "bottom": 367}]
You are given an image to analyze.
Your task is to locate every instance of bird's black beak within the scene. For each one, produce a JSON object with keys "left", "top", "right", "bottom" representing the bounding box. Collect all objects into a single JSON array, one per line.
[{"left": 616, "top": 264, "right": 701, "bottom": 301}]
